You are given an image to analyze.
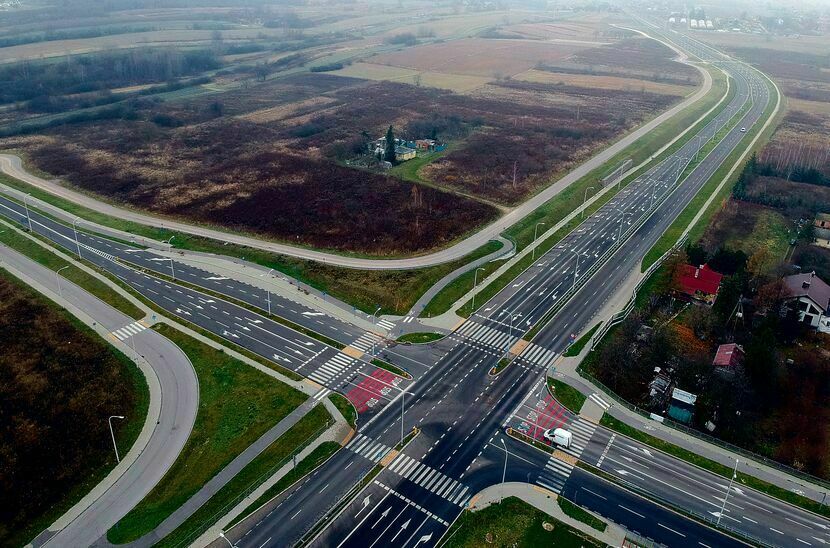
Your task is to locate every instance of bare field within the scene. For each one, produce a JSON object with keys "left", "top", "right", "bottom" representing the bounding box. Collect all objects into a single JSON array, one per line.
[
  {"left": 369, "top": 38, "right": 590, "bottom": 78},
  {"left": 515, "top": 68, "right": 691, "bottom": 96},
  {"left": 691, "top": 30, "right": 830, "bottom": 55},
  {"left": 237, "top": 96, "right": 339, "bottom": 124},
  {"left": 503, "top": 15, "right": 617, "bottom": 43}
]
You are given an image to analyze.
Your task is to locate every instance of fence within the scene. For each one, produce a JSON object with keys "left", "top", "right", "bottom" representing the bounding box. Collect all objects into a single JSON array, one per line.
[{"left": 589, "top": 234, "right": 688, "bottom": 351}]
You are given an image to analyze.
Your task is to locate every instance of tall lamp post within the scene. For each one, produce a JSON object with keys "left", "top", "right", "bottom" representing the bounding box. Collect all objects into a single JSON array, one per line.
[
  {"left": 581, "top": 186, "right": 595, "bottom": 219},
  {"left": 532, "top": 222, "right": 546, "bottom": 260},
  {"left": 72, "top": 217, "right": 83, "bottom": 259},
  {"left": 23, "top": 193, "right": 33, "bottom": 232},
  {"left": 108, "top": 415, "right": 125, "bottom": 463},
  {"left": 717, "top": 458, "right": 740, "bottom": 526},
  {"left": 56, "top": 265, "right": 69, "bottom": 299},
  {"left": 471, "top": 267, "right": 485, "bottom": 312}
]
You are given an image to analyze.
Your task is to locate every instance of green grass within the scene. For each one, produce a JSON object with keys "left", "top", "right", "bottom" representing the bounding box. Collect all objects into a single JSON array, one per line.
[
  {"left": 395, "top": 331, "right": 444, "bottom": 343},
  {"left": 456, "top": 69, "right": 731, "bottom": 319},
  {"left": 227, "top": 441, "right": 341, "bottom": 530},
  {"left": 329, "top": 393, "right": 357, "bottom": 428},
  {"left": 600, "top": 414, "right": 830, "bottom": 518},
  {"left": 443, "top": 497, "right": 604, "bottom": 548},
  {"left": 492, "top": 356, "right": 511, "bottom": 375},
  {"left": 547, "top": 378, "right": 586, "bottom": 414},
  {"left": 155, "top": 405, "right": 333, "bottom": 548},
  {"left": 642, "top": 77, "right": 780, "bottom": 270},
  {"left": 420, "top": 242, "right": 507, "bottom": 318},
  {"left": 0, "top": 222, "right": 144, "bottom": 319},
  {"left": 556, "top": 497, "right": 607, "bottom": 532},
  {"left": 0, "top": 270, "right": 149, "bottom": 548},
  {"left": 563, "top": 323, "right": 600, "bottom": 357},
  {"left": 107, "top": 324, "right": 308, "bottom": 544},
  {"left": 0, "top": 170, "right": 502, "bottom": 316},
  {"left": 371, "top": 358, "right": 409, "bottom": 378}
]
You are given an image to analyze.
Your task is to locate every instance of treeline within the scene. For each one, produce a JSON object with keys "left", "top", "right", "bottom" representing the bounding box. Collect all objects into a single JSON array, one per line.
[
  {"left": 0, "top": 274, "right": 145, "bottom": 546},
  {"left": 733, "top": 152, "right": 830, "bottom": 211},
  {"left": 0, "top": 48, "right": 220, "bottom": 111},
  {"left": 0, "top": 24, "right": 156, "bottom": 49}
]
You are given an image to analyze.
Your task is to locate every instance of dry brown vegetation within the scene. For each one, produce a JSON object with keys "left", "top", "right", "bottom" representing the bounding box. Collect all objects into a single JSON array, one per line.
[{"left": 0, "top": 273, "right": 146, "bottom": 546}]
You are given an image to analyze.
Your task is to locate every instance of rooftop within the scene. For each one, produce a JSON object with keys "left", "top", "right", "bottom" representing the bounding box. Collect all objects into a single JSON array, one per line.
[
  {"left": 783, "top": 271, "right": 830, "bottom": 312},
  {"left": 677, "top": 264, "right": 723, "bottom": 297},
  {"left": 713, "top": 343, "right": 744, "bottom": 368}
]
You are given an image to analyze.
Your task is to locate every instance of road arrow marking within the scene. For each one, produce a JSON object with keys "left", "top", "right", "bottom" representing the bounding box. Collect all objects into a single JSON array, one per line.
[
  {"left": 355, "top": 496, "right": 371, "bottom": 517},
  {"left": 414, "top": 532, "right": 433, "bottom": 547},
  {"left": 302, "top": 311, "right": 325, "bottom": 316},
  {"left": 175, "top": 308, "right": 191, "bottom": 316},
  {"left": 616, "top": 469, "right": 628, "bottom": 476},
  {"left": 390, "top": 519, "right": 410, "bottom": 542},
  {"left": 371, "top": 507, "right": 390, "bottom": 529}
]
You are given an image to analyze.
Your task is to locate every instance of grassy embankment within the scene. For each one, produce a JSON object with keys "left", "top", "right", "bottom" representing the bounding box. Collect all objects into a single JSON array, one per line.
[
  {"left": 0, "top": 271, "right": 148, "bottom": 548},
  {"left": 0, "top": 171, "right": 502, "bottom": 315},
  {"left": 562, "top": 323, "right": 600, "bottom": 357},
  {"left": 155, "top": 405, "right": 333, "bottom": 548},
  {"left": 556, "top": 498, "right": 606, "bottom": 532},
  {"left": 441, "top": 68, "right": 731, "bottom": 319},
  {"left": 107, "top": 324, "right": 309, "bottom": 544},
  {"left": 0, "top": 220, "right": 143, "bottom": 319},
  {"left": 547, "top": 378, "right": 586, "bottom": 414},
  {"left": 329, "top": 393, "right": 357, "bottom": 428},
  {"left": 443, "top": 497, "right": 604, "bottom": 548}
]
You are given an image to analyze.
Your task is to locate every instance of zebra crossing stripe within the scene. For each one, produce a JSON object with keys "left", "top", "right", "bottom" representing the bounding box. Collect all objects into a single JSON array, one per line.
[
  {"left": 589, "top": 393, "right": 611, "bottom": 410},
  {"left": 312, "top": 388, "right": 331, "bottom": 401}
]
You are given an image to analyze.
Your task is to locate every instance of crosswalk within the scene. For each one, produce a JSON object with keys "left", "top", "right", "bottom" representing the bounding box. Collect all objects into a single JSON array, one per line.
[
  {"left": 377, "top": 319, "right": 396, "bottom": 330},
  {"left": 346, "top": 432, "right": 393, "bottom": 463},
  {"left": 588, "top": 393, "right": 611, "bottom": 410},
  {"left": 560, "top": 417, "right": 597, "bottom": 459},
  {"left": 520, "top": 343, "right": 558, "bottom": 368},
  {"left": 350, "top": 332, "right": 382, "bottom": 353},
  {"left": 312, "top": 387, "right": 331, "bottom": 402},
  {"left": 387, "top": 452, "right": 471, "bottom": 507},
  {"left": 80, "top": 242, "right": 117, "bottom": 263},
  {"left": 112, "top": 321, "right": 147, "bottom": 341},
  {"left": 307, "top": 353, "right": 356, "bottom": 386},
  {"left": 454, "top": 321, "right": 513, "bottom": 351},
  {"left": 536, "top": 455, "right": 574, "bottom": 494}
]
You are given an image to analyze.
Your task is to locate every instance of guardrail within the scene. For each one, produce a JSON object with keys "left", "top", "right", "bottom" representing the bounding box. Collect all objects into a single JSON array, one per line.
[{"left": 589, "top": 234, "right": 688, "bottom": 351}]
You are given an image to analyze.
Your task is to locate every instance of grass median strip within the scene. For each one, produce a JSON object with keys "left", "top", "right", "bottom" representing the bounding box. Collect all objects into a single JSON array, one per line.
[
  {"left": 0, "top": 221, "right": 144, "bottom": 319},
  {"left": 227, "top": 441, "right": 341, "bottom": 530},
  {"left": 155, "top": 405, "right": 334, "bottom": 548},
  {"left": 396, "top": 331, "right": 444, "bottom": 343},
  {"left": 556, "top": 497, "right": 607, "bottom": 532},
  {"left": 107, "top": 324, "right": 308, "bottom": 544},
  {"left": 600, "top": 414, "right": 830, "bottom": 518}
]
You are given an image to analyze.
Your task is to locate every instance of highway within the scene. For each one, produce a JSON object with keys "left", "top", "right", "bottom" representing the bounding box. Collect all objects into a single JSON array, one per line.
[
  {"left": 211, "top": 26, "right": 825, "bottom": 548},
  {"left": 3, "top": 22, "right": 822, "bottom": 548}
]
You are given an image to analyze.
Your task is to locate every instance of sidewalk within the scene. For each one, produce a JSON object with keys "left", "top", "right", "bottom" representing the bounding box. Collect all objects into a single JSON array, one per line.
[
  {"left": 466, "top": 482, "right": 627, "bottom": 546},
  {"left": 195, "top": 414, "right": 352, "bottom": 548},
  {"left": 0, "top": 242, "right": 198, "bottom": 548},
  {"left": 124, "top": 398, "right": 346, "bottom": 547}
]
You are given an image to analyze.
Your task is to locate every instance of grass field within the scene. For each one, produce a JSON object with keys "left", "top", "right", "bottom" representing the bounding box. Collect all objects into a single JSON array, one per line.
[
  {"left": 0, "top": 220, "right": 144, "bottom": 319},
  {"left": 329, "top": 393, "right": 357, "bottom": 428},
  {"left": 155, "top": 405, "right": 333, "bottom": 548},
  {"left": 107, "top": 324, "right": 307, "bottom": 544},
  {"left": 443, "top": 497, "right": 604, "bottom": 548},
  {"left": 332, "top": 62, "right": 491, "bottom": 92}
]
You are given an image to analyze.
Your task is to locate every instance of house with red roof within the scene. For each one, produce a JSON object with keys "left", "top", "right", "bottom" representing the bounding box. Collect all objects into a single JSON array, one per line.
[
  {"left": 713, "top": 343, "right": 744, "bottom": 377},
  {"left": 676, "top": 264, "right": 723, "bottom": 306}
]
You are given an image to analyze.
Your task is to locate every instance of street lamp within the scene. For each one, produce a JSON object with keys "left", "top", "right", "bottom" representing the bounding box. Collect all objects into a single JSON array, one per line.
[
  {"left": 581, "top": 186, "right": 595, "bottom": 219},
  {"left": 471, "top": 267, "right": 485, "bottom": 312},
  {"left": 717, "top": 458, "right": 739, "bottom": 526},
  {"left": 399, "top": 389, "right": 416, "bottom": 447},
  {"left": 500, "top": 438, "right": 508, "bottom": 485},
  {"left": 160, "top": 257, "right": 176, "bottom": 280},
  {"left": 617, "top": 212, "right": 633, "bottom": 241},
  {"left": 72, "top": 217, "right": 83, "bottom": 259},
  {"left": 571, "top": 250, "right": 581, "bottom": 288},
  {"left": 108, "top": 415, "right": 125, "bottom": 463},
  {"left": 532, "top": 222, "right": 546, "bottom": 260},
  {"left": 56, "top": 265, "right": 69, "bottom": 299},
  {"left": 23, "top": 193, "right": 33, "bottom": 232},
  {"left": 163, "top": 236, "right": 174, "bottom": 249},
  {"left": 371, "top": 305, "right": 382, "bottom": 325}
]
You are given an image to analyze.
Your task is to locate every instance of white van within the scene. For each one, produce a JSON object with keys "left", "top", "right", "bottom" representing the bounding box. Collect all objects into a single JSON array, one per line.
[{"left": 543, "top": 428, "right": 572, "bottom": 448}]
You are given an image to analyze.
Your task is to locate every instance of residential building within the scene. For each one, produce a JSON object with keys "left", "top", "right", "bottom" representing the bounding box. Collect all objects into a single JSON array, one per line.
[
  {"left": 782, "top": 271, "right": 830, "bottom": 331},
  {"left": 676, "top": 264, "right": 723, "bottom": 305},
  {"left": 713, "top": 343, "right": 744, "bottom": 377},
  {"left": 395, "top": 146, "right": 417, "bottom": 161},
  {"left": 814, "top": 212, "right": 830, "bottom": 229},
  {"left": 815, "top": 228, "right": 830, "bottom": 249}
]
